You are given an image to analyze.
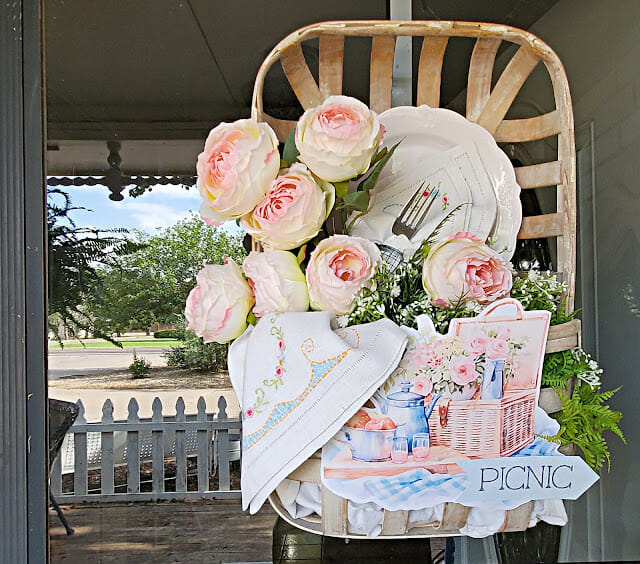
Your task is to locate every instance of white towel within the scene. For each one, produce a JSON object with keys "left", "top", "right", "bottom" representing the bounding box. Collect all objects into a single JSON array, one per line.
[{"left": 228, "top": 311, "right": 407, "bottom": 513}]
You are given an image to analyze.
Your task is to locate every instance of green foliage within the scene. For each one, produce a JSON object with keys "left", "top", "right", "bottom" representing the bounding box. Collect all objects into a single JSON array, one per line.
[
  {"left": 89, "top": 214, "right": 245, "bottom": 335},
  {"left": 47, "top": 188, "right": 141, "bottom": 344},
  {"left": 510, "top": 271, "right": 573, "bottom": 325},
  {"left": 164, "top": 331, "right": 228, "bottom": 372},
  {"left": 549, "top": 383, "right": 625, "bottom": 471},
  {"left": 543, "top": 348, "right": 603, "bottom": 389},
  {"left": 129, "top": 350, "right": 151, "bottom": 379},
  {"left": 153, "top": 329, "right": 185, "bottom": 339}
]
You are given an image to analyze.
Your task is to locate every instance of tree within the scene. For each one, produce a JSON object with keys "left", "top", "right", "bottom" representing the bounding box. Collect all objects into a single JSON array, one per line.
[
  {"left": 89, "top": 214, "right": 246, "bottom": 335},
  {"left": 47, "top": 188, "right": 140, "bottom": 342}
]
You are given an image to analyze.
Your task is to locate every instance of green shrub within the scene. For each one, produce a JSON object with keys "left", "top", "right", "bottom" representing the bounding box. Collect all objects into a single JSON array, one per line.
[
  {"left": 129, "top": 350, "right": 151, "bottom": 379},
  {"left": 164, "top": 331, "right": 228, "bottom": 372},
  {"left": 153, "top": 329, "right": 184, "bottom": 339}
]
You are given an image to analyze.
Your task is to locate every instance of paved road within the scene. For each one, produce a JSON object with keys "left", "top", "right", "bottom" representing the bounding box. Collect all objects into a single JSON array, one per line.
[{"left": 48, "top": 347, "right": 169, "bottom": 380}]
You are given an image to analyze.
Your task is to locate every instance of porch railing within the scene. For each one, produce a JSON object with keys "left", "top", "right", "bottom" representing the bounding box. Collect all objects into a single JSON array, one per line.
[{"left": 50, "top": 394, "right": 242, "bottom": 502}]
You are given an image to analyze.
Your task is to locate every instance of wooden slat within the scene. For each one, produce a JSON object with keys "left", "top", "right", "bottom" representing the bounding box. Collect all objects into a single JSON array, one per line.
[
  {"left": 151, "top": 397, "right": 164, "bottom": 495},
  {"left": 288, "top": 457, "right": 322, "bottom": 483},
  {"left": 518, "top": 213, "right": 563, "bottom": 239},
  {"left": 538, "top": 387, "right": 562, "bottom": 414},
  {"left": 546, "top": 318, "right": 581, "bottom": 354},
  {"left": 466, "top": 38, "right": 501, "bottom": 122},
  {"left": 281, "top": 43, "right": 323, "bottom": 110},
  {"left": 196, "top": 397, "right": 210, "bottom": 492},
  {"left": 175, "top": 397, "right": 187, "bottom": 493},
  {"left": 74, "top": 401, "right": 88, "bottom": 496},
  {"left": 476, "top": 45, "right": 540, "bottom": 135},
  {"left": 502, "top": 501, "right": 534, "bottom": 532},
  {"left": 416, "top": 36, "right": 448, "bottom": 107},
  {"left": 217, "top": 396, "right": 231, "bottom": 490},
  {"left": 126, "top": 398, "right": 140, "bottom": 494},
  {"left": 259, "top": 113, "right": 296, "bottom": 143},
  {"left": 381, "top": 510, "right": 409, "bottom": 535},
  {"left": 440, "top": 503, "right": 469, "bottom": 530},
  {"left": 101, "top": 399, "right": 115, "bottom": 495},
  {"left": 495, "top": 110, "right": 562, "bottom": 142},
  {"left": 319, "top": 35, "right": 344, "bottom": 97},
  {"left": 369, "top": 35, "right": 396, "bottom": 113},
  {"left": 515, "top": 161, "right": 562, "bottom": 189},
  {"left": 321, "top": 487, "right": 348, "bottom": 536}
]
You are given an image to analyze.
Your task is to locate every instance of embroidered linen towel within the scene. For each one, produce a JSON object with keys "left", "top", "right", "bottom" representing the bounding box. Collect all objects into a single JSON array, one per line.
[{"left": 228, "top": 311, "right": 407, "bottom": 513}]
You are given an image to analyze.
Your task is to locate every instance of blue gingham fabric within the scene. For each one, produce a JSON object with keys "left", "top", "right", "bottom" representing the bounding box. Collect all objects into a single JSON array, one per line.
[{"left": 321, "top": 436, "right": 562, "bottom": 512}]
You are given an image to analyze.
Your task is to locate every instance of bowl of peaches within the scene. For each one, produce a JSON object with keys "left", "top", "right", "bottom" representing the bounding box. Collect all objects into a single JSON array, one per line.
[{"left": 341, "top": 408, "right": 399, "bottom": 462}]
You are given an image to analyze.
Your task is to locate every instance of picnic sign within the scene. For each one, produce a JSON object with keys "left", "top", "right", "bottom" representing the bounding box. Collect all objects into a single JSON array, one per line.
[{"left": 456, "top": 456, "right": 599, "bottom": 503}]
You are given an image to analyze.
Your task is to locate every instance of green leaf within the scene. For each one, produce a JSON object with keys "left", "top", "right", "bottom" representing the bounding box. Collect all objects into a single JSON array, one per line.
[
  {"left": 247, "top": 311, "right": 257, "bottom": 326},
  {"left": 342, "top": 191, "right": 370, "bottom": 212},
  {"left": 334, "top": 181, "right": 349, "bottom": 199},
  {"left": 296, "top": 245, "right": 307, "bottom": 265},
  {"left": 282, "top": 126, "right": 299, "bottom": 166},
  {"left": 359, "top": 140, "right": 401, "bottom": 193}
]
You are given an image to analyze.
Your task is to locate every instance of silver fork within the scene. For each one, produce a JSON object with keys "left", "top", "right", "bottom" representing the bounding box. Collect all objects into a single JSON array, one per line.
[{"left": 391, "top": 182, "right": 440, "bottom": 239}]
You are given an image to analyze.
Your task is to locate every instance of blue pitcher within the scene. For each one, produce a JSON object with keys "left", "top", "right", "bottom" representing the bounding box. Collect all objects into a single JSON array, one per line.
[{"left": 381, "top": 381, "right": 440, "bottom": 453}]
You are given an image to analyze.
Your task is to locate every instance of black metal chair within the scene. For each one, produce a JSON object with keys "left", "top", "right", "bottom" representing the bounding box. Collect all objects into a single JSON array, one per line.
[{"left": 48, "top": 398, "right": 79, "bottom": 535}]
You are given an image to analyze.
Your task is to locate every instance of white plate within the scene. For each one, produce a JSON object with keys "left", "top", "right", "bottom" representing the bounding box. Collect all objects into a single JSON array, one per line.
[{"left": 350, "top": 106, "right": 521, "bottom": 259}]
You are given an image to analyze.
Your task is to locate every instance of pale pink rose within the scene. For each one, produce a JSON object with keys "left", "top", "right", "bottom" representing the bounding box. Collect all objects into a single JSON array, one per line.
[
  {"left": 422, "top": 233, "right": 512, "bottom": 305},
  {"left": 306, "top": 235, "right": 381, "bottom": 315},
  {"left": 449, "top": 356, "right": 480, "bottom": 386},
  {"left": 295, "top": 95, "right": 382, "bottom": 182},
  {"left": 410, "top": 343, "right": 444, "bottom": 370},
  {"left": 242, "top": 250, "right": 309, "bottom": 317},
  {"left": 241, "top": 163, "right": 335, "bottom": 250},
  {"left": 185, "top": 259, "right": 254, "bottom": 344},
  {"left": 412, "top": 376, "right": 433, "bottom": 397},
  {"left": 197, "top": 119, "right": 279, "bottom": 224},
  {"left": 486, "top": 338, "right": 509, "bottom": 360},
  {"left": 446, "top": 231, "right": 483, "bottom": 242},
  {"left": 465, "top": 334, "right": 489, "bottom": 357}
]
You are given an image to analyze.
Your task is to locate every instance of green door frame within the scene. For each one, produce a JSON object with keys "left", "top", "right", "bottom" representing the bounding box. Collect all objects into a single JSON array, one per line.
[{"left": 0, "top": 1, "right": 48, "bottom": 561}]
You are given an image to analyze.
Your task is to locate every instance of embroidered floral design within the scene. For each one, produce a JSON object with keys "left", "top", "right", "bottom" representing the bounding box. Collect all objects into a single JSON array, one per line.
[{"left": 263, "top": 322, "right": 286, "bottom": 390}]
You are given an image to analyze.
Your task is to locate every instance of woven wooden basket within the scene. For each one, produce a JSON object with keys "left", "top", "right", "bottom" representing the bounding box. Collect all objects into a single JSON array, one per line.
[
  {"left": 251, "top": 19, "right": 578, "bottom": 538},
  {"left": 428, "top": 390, "right": 537, "bottom": 459}
]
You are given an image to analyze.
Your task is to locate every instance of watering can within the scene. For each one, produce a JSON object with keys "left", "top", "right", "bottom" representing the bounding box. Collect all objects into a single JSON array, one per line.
[{"left": 379, "top": 381, "right": 440, "bottom": 452}]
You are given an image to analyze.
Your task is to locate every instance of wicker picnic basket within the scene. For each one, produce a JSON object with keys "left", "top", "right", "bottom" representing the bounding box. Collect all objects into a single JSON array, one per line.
[{"left": 251, "top": 19, "right": 579, "bottom": 538}]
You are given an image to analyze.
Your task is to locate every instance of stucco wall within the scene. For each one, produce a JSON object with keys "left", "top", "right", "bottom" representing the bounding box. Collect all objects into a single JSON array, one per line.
[{"left": 524, "top": 1, "right": 640, "bottom": 561}]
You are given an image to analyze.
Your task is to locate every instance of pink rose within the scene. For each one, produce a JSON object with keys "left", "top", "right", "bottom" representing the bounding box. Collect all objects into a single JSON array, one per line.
[
  {"left": 410, "top": 343, "right": 443, "bottom": 370},
  {"left": 412, "top": 376, "right": 433, "bottom": 397},
  {"left": 241, "top": 163, "right": 335, "bottom": 250},
  {"left": 197, "top": 119, "right": 279, "bottom": 224},
  {"left": 446, "top": 231, "right": 483, "bottom": 242},
  {"left": 465, "top": 334, "right": 489, "bottom": 357},
  {"left": 306, "top": 235, "right": 381, "bottom": 315},
  {"left": 422, "top": 233, "right": 512, "bottom": 305},
  {"left": 242, "top": 250, "right": 309, "bottom": 317},
  {"left": 449, "top": 356, "right": 480, "bottom": 386},
  {"left": 185, "top": 259, "right": 254, "bottom": 344},
  {"left": 486, "top": 338, "right": 509, "bottom": 360},
  {"left": 296, "top": 95, "right": 382, "bottom": 181}
]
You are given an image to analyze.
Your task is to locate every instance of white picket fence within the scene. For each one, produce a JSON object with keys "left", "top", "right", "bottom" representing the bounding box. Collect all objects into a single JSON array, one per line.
[{"left": 50, "top": 395, "right": 242, "bottom": 502}]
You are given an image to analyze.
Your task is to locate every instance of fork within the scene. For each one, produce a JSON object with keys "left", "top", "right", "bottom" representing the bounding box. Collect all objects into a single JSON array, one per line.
[{"left": 391, "top": 182, "right": 440, "bottom": 238}]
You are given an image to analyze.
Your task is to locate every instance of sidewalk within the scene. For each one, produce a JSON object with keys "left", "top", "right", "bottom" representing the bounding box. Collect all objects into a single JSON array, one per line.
[{"left": 48, "top": 387, "right": 241, "bottom": 422}]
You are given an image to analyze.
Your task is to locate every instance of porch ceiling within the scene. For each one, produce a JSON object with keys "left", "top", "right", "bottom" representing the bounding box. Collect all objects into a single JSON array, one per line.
[{"left": 45, "top": 0, "right": 558, "bottom": 175}]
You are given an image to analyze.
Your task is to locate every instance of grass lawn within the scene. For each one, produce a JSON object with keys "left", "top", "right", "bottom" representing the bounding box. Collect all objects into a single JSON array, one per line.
[{"left": 49, "top": 339, "right": 181, "bottom": 350}]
